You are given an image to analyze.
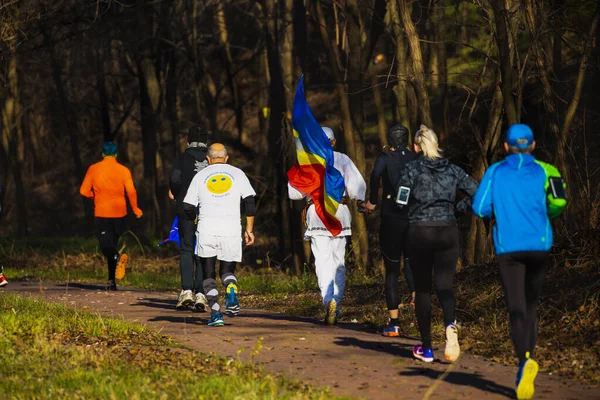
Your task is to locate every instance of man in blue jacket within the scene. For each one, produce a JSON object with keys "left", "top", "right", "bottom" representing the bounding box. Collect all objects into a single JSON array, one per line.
[{"left": 473, "top": 124, "right": 567, "bottom": 400}]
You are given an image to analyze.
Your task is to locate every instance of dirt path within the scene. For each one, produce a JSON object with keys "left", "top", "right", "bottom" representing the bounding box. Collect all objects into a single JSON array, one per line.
[{"left": 5, "top": 282, "right": 598, "bottom": 400}]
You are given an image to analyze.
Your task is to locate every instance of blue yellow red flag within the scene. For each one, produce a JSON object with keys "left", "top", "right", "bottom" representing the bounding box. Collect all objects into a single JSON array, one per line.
[{"left": 287, "top": 76, "right": 345, "bottom": 236}]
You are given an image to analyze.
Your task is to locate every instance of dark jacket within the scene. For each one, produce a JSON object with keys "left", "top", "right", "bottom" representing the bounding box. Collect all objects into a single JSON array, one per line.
[
  {"left": 369, "top": 149, "right": 418, "bottom": 218},
  {"left": 169, "top": 146, "right": 208, "bottom": 215},
  {"left": 396, "top": 156, "right": 479, "bottom": 224}
]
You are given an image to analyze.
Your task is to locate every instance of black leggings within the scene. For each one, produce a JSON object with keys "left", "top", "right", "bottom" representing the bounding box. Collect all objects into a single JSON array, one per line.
[
  {"left": 379, "top": 216, "right": 415, "bottom": 310},
  {"left": 95, "top": 217, "right": 125, "bottom": 281},
  {"left": 178, "top": 216, "right": 203, "bottom": 292},
  {"left": 201, "top": 256, "right": 237, "bottom": 314},
  {"left": 498, "top": 251, "right": 549, "bottom": 362},
  {"left": 408, "top": 224, "right": 460, "bottom": 349}
]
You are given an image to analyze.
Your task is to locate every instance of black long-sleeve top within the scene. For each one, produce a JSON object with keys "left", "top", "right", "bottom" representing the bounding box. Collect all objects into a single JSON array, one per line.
[{"left": 369, "top": 149, "right": 418, "bottom": 218}]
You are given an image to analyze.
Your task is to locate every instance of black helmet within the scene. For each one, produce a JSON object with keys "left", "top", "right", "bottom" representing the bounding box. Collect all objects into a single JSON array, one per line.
[
  {"left": 188, "top": 123, "right": 208, "bottom": 144},
  {"left": 387, "top": 124, "right": 409, "bottom": 149}
]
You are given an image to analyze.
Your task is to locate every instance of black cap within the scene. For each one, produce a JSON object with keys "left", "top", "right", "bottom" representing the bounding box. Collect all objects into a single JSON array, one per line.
[
  {"left": 387, "top": 124, "right": 409, "bottom": 148},
  {"left": 188, "top": 123, "right": 208, "bottom": 144}
]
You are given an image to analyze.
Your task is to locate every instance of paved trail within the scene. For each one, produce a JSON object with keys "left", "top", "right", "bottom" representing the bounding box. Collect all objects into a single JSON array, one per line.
[{"left": 5, "top": 282, "right": 598, "bottom": 400}]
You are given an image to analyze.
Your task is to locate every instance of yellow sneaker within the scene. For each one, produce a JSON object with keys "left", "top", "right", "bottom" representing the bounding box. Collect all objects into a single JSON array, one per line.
[
  {"left": 516, "top": 353, "right": 539, "bottom": 400},
  {"left": 115, "top": 253, "right": 129, "bottom": 280},
  {"left": 325, "top": 299, "right": 337, "bottom": 325}
]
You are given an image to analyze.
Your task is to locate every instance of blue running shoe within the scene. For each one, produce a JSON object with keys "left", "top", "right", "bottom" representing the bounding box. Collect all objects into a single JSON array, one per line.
[
  {"left": 225, "top": 283, "right": 240, "bottom": 316},
  {"left": 208, "top": 312, "right": 224, "bottom": 327},
  {"left": 413, "top": 345, "right": 434, "bottom": 362},
  {"left": 382, "top": 320, "right": 400, "bottom": 337},
  {"left": 516, "top": 353, "right": 539, "bottom": 399}
]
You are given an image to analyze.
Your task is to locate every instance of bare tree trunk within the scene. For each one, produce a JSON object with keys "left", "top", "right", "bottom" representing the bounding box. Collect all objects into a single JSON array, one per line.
[
  {"left": 1, "top": 52, "right": 27, "bottom": 236},
  {"left": 215, "top": 1, "right": 245, "bottom": 142},
  {"left": 398, "top": 0, "right": 432, "bottom": 127},
  {"left": 490, "top": 0, "right": 519, "bottom": 125},
  {"left": 138, "top": 58, "right": 161, "bottom": 234},
  {"left": 389, "top": 0, "right": 411, "bottom": 130},
  {"left": 47, "top": 36, "right": 93, "bottom": 222},
  {"left": 437, "top": 2, "right": 450, "bottom": 143},
  {"left": 96, "top": 46, "right": 112, "bottom": 142},
  {"left": 464, "top": 73, "right": 503, "bottom": 265},
  {"left": 315, "top": 0, "right": 368, "bottom": 271},
  {"left": 372, "top": 72, "right": 387, "bottom": 146},
  {"left": 458, "top": 1, "right": 469, "bottom": 45},
  {"left": 261, "top": 0, "right": 294, "bottom": 264},
  {"left": 524, "top": 0, "right": 560, "bottom": 145},
  {"left": 278, "top": 0, "right": 305, "bottom": 276},
  {"left": 557, "top": 13, "right": 599, "bottom": 187},
  {"left": 280, "top": 0, "right": 294, "bottom": 109}
]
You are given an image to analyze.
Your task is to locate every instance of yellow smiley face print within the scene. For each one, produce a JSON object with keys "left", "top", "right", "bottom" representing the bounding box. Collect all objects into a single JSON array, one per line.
[{"left": 206, "top": 174, "right": 233, "bottom": 194}]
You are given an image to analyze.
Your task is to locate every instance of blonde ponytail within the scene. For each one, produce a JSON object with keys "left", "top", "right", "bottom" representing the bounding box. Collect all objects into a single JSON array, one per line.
[{"left": 415, "top": 124, "right": 442, "bottom": 160}]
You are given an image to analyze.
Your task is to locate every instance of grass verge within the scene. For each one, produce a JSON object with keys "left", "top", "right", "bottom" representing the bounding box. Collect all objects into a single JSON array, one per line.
[{"left": 0, "top": 293, "right": 335, "bottom": 399}]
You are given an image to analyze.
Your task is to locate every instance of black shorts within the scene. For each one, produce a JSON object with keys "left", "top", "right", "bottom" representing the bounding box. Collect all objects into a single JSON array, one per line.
[{"left": 95, "top": 217, "right": 126, "bottom": 249}]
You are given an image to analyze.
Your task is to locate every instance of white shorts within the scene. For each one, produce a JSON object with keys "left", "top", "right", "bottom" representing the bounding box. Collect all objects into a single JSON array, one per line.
[{"left": 196, "top": 233, "right": 242, "bottom": 262}]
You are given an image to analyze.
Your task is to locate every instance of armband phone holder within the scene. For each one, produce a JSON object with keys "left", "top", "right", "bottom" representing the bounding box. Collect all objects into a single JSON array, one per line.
[
  {"left": 549, "top": 177, "right": 566, "bottom": 200},
  {"left": 396, "top": 186, "right": 411, "bottom": 206}
]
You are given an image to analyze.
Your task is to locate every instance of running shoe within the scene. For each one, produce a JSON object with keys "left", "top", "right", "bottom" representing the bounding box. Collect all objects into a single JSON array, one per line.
[
  {"left": 115, "top": 253, "right": 129, "bottom": 280},
  {"left": 413, "top": 345, "right": 434, "bottom": 362},
  {"left": 106, "top": 280, "right": 118, "bottom": 291},
  {"left": 382, "top": 319, "right": 400, "bottom": 337},
  {"left": 194, "top": 292, "right": 208, "bottom": 312},
  {"left": 516, "top": 353, "right": 539, "bottom": 400},
  {"left": 225, "top": 283, "right": 240, "bottom": 316},
  {"left": 445, "top": 323, "right": 460, "bottom": 362},
  {"left": 324, "top": 299, "right": 337, "bottom": 325},
  {"left": 176, "top": 290, "right": 194, "bottom": 310},
  {"left": 208, "top": 312, "right": 225, "bottom": 327},
  {"left": 0, "top": 273, "right": 7, "bottom": 287}
]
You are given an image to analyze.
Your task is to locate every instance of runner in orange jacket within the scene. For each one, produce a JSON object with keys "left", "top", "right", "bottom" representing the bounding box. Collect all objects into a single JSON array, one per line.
[{"left": 80, "top": 142, "right": 143, "bottom": 290}]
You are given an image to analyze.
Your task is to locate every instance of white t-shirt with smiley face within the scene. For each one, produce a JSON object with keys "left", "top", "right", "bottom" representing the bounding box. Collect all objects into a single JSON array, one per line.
[{"left": 183, "top": 163, "right": 256, "bottom": 237}]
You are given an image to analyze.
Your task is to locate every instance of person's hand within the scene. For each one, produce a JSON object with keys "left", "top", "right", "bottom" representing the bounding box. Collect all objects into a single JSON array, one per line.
[
  {"left": 364, "top": 201, "right": 376, "bottom": 213},
  {"left": 357, "top": 200, "right": 368, "bottom": 214},
  {"left": 134, "top": 208, "right": 143, "bottom": 218},
  {"left": 244, "top": 230, "right": 255, "bottom": 246},
  {"left": 168, "top": 190, "right": 175, "bottom": 200}
]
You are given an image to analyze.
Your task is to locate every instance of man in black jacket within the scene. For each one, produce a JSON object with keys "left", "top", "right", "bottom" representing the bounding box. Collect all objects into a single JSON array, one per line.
[
  {"left": 365, "top": 124, "right": 417, "bottom": 336},
  {"left": 169, "top": 124, "right": 209, "bottom": 311}
]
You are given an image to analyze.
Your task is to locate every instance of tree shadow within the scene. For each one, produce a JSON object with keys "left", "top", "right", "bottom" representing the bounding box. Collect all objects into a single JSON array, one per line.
[
  {"left": 332, "top": 336, "right": 415, "bottom": 358},
  {"left": 148, "top": 315, "right": 207, "bottom": 325},
  {"left": 239, "top": 311, "right": 371, "bottom": 333},
  {"left": 130, "top": 297, "right": 200, "bottom": 312},
  {"left": 55, "top": 282, "right": 143, "bottom": 292},
  {"left": 399, "top": 367, "right": 515, "bottom": 398}
]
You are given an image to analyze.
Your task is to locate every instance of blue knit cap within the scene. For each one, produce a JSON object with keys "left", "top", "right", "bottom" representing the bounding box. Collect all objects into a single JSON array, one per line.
[
  {"left": 102, "top": 142, "right": 117, "bottom": 157},
  {"left": 506, "top": 124, "right": 534, "bottom": 149}
]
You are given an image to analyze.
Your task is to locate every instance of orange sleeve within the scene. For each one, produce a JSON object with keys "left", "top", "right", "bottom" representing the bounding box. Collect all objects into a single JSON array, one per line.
[
  {"left": 79, "top": 166, "right": 94, "bottom": 198},
  {"left": 123, "top": 168, "right": 141, "bottom": 214}
]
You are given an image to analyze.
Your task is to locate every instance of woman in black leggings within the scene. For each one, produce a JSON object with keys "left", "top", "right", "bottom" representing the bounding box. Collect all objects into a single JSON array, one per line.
[
  {"left": 396, "top": 125, "right": 478, "bottom": 363},
  {"left": 365, "top": 124, "right": 417, "bottom": 337}
]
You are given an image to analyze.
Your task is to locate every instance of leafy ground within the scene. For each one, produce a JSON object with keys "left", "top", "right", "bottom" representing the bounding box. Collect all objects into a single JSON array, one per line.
[
  {"left": 0, "top": 293, "right": 336, "bottom": 399},
  {"left": 2, "top": 236, "right": 599, "bottom": 387}
]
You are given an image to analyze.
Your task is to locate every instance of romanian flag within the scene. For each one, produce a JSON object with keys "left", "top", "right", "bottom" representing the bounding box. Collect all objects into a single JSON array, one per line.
[{"left": 287, "top": 76, "right": 345, "bottom": 236}]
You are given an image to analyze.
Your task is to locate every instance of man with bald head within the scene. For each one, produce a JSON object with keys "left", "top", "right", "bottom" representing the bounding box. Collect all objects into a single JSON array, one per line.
[{"left": 183, "top": 143, "right": 257, "bottom": 327}]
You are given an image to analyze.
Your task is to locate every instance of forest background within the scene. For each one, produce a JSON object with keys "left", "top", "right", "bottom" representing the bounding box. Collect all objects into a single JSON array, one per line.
[{"left": 1, "top": 0, "right": 599, "bottom": 383}]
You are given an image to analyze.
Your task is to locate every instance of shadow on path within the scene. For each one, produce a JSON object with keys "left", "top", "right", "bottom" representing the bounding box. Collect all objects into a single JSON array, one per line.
[
  {"left": 333, "top": 336, "right": 415, "bottom": 358},
  {"left": 240, "top": 312, "right": 371, "bottom": 333},
  {"left": 399, "top": 367, "right": 515, "bottom": 398}
]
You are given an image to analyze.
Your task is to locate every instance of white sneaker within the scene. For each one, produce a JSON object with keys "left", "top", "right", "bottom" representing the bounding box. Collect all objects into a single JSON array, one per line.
[
  {"left": 445, "top": 323, "right": 460, "bottom": 362},
  {"left": 176, "top": 290, "right": 194, "bottom": 310},
  {"left": 194, "top": 292, "right": 208, "bottom": 312}
]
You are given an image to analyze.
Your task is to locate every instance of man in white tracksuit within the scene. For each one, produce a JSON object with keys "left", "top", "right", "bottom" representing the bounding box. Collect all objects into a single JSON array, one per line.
[{"left": 288, "top": 127, "right": 367, "bottom": 325}]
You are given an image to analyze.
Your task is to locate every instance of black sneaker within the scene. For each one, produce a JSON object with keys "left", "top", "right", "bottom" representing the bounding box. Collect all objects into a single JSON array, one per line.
[{"left": 106, "top": 280, "right": 118, "bottom": 291}]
